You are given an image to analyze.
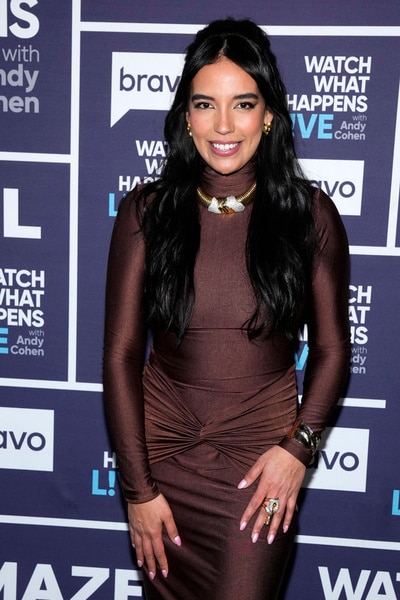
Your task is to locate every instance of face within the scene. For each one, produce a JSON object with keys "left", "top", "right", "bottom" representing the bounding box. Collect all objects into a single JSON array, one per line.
[{"left": 186, "top": 56, "right": 273, "bottom": 175}]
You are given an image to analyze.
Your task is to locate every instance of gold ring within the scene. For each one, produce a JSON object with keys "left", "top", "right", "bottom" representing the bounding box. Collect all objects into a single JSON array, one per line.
[{"left": 262, "top": 497, "right": 280, "bottom": 516}]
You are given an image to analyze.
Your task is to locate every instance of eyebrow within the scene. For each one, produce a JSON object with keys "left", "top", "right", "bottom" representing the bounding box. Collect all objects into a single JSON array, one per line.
[{"left": 190, "top": 92, "right": 260, "bottom": 102}]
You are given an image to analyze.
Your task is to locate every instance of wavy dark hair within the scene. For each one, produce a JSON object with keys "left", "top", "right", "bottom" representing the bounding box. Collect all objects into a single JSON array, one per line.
[{"left": 139, "top": 18, "right": 315, "bottom": 340}]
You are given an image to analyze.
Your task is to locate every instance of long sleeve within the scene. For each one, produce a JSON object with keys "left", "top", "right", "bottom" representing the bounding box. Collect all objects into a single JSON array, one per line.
[
  {"left": 279, "top": 188, "right": 351, "bottom": 464},
  {"left": 103, "top": 190, "right": 159, "bottom": 504}
]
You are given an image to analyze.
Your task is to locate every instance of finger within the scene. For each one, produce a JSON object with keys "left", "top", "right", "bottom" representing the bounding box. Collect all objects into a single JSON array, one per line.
[
  {"left": 237, "top": 460, "right": 264, "bottom": 489},
  {"left": 134, "top": 536, "right": 144, "bottom": 568},
  {"left": 264, "top": 509, "right": 284, "bottom": 545},
  {"left": 152, "top": 537, "right": 169, "bottom": 578},
  {"left": 281, "top": 498, "right": 296, "bottom": 534},
  {"left": 239, "top": 488, "right": 265, "bottom": 530},
  {"left": 130, "top": 524, "right": 144, "bottom": 567},
  {"left": 239, "top": 482, "right": 275, "bottom": 530},
  {"left": 129, "top": 522, "right": 135, "bottom": 547},
  {"left": 142, "top": 536, "right": 157, "bottom": 580},
  {"left": 164, "top": 515, "right": 182, "bottom": 548},
  {"left": 250, "top": 506, "right": 271, "bottom": 543}
]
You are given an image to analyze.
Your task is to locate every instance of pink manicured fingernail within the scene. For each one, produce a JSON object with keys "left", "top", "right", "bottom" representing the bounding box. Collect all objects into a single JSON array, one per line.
[
  {"left": 240, "top": 521, "right": 247, "bottom": 531},
  {"left": 149, "top": 571, "right": 155, "bottom": 580},
  {"left": 252, "top": 533, "right": 259, "bottom": 543},
  {"left": 174, "top": 535, "right": 182, "bottom": 547},
  {"left": 162, "top": 570, "right": 168, "bottom": 578},
  {"left": 283, "top": 525, "right": 289, "bottom": 534},
  {"left": 237, "top": 479, "right": 247, "bottom": 489},
  {"left": 268, "top": 534, "right": 275, "bottom": 545},
  {"left": 137, "top": 560, "right": 143, "bottom": 568}
]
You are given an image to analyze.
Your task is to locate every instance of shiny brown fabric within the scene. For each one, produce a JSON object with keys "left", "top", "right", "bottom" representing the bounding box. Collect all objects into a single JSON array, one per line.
[{"left": 103, "top": 164, "right": 350, "bottom": 599}]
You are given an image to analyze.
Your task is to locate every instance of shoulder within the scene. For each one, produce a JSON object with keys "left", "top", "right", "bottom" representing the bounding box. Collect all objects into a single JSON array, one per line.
[
  {"left": 114, "top": 183, "right": 156, "bottom": 229},
  {"left": 116, "top": 183, "right": 147, "bottom": 217},
  {"left": 311, "top": 187, "right": 348, "bottom": 248},
  {"left": 311, "top": 187, "right": 341, "bottom": 223}
]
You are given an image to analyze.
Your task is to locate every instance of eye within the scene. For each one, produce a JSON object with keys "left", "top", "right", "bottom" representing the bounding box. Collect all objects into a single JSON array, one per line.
[
  {"left": 193, "top": 101, "right": 214, "bottom": 110},
  {"left": 236, "top": 101, "right": 256, "bottom": 110}
]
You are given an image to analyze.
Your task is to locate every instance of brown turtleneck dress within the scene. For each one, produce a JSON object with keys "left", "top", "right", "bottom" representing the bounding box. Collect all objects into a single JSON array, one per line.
[{"left": 103, "top": 160, "right": 350, "bottom": 600}]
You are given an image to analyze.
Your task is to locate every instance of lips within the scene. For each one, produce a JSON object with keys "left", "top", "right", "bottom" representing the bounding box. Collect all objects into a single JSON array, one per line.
[{"left": 210, "top": 142, "right": 241, "bottom": 158}]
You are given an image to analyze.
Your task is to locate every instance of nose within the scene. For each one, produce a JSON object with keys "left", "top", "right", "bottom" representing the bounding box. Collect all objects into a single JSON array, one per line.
[{"left": 214, "top": 109, "right": 234, "bottom": 135}]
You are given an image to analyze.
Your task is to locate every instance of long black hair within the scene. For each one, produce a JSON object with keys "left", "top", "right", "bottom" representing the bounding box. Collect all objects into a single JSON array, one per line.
[{"left": 139, "top": 18, "right": 315, "bottom": 340}]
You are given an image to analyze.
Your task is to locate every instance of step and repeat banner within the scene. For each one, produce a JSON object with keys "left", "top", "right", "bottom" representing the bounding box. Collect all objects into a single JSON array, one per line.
[{"left": 1, "top": 1, "right": 400, "bottom": 598}]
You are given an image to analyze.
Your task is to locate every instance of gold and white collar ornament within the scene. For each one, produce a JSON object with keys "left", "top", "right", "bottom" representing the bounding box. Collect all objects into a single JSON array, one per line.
[{"left": 196, "top": 181, "right": 256, "bottom": 214}]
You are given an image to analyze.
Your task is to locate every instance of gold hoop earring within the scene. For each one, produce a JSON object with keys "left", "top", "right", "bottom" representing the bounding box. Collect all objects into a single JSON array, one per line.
[
  {"left": 187, "top": 122, "right": 192, "bottom": 137},
  {"left": 263, "top": 122, "right": 272, "bottom": 136}
]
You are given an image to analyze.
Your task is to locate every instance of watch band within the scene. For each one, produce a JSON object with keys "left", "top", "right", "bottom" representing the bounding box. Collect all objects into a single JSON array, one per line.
[{"left": 287, "top": 419, "right": 321, "bottom": 457}]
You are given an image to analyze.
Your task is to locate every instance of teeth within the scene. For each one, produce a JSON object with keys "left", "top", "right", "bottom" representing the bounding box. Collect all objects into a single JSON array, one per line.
[{"left": 212, "top": 143, "right": 238, "bottom": 151}]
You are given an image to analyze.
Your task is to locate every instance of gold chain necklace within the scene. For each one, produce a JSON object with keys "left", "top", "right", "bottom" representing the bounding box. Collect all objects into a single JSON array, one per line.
[{"left": 197, "top": 181, "right": 256, "bottom": 214}]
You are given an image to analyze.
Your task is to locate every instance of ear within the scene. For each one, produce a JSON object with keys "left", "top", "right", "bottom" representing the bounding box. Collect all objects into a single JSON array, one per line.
[{"left": 264, "top": 109, "right": 274, "bottom": 123}]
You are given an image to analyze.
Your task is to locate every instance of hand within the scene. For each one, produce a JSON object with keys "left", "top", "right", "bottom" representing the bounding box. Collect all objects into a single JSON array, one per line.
[
  {"left": 128, "top": 494, "right": 181, "bottom": 580},
  {"left": 237, "top": 445, "right": 306, "bottom": 544}
]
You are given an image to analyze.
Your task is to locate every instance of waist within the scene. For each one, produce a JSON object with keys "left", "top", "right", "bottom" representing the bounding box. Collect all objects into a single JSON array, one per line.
[
  {"left": 152, "top": 327, "right": 294, "bottom": 388},
  {"left": 143, "top": 356, "right": 298, "bottom": 466}
]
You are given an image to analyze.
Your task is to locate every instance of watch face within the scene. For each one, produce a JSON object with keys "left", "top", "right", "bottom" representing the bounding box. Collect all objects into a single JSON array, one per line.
[{"left": 295, "top": 429, "right": 312, "bottom": 449}]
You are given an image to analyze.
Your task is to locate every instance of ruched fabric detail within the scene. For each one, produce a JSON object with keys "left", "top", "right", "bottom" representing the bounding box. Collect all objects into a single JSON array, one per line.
[{"left": 144, "top": 351, "right": 298, "bottom": 469}]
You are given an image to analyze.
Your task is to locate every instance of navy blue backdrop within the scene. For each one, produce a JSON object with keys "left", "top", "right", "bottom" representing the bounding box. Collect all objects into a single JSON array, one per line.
[{"left": 1, "top": 1, "right": 400, "bottom": 598}]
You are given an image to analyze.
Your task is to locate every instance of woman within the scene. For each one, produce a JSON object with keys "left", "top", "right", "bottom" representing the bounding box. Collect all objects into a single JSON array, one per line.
[{"left": 103, "top": 18, "right": 350, "bottom": 600}]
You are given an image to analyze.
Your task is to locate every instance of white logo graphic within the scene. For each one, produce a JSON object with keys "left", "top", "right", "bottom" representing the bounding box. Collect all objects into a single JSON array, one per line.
[
  {"left": 3, "top": 188, "right": 41, "bottom": 239},
  {"left": 0, "top": 0, "right": 40, "bottom": 39},
  {"left": 0, "top": 407, "right": 54, "bottom": 471},
  {"left": 319, "top": 567, "right": 400, "bottom": 600},
  {"left": 0, "top": 563, "right": 143, "bottom": 599},
  {"left": 304, "top": 427, "right": 369, "bottom": 492},
  {"left": 300, "top": 158, "right": 364, "bottom": 215},
  {"left": 110, "top": 52, "right": 185, "bottom": 126}
]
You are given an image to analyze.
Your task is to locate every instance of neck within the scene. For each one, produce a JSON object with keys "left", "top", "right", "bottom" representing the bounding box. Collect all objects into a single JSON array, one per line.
[{"left": 199, "top": 156, "right": 257, "bottom": 198}]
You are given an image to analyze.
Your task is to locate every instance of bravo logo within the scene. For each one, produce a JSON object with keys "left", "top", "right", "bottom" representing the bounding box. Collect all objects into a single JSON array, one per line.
[
  {"left": 299, "top": 158, "right": 364, "bottom": 216},
  {"left": 303, "top": 427, "right": 369, "bottom": 492},
  {"left": 110, "top": 52, "right": 184, "bottom": 126},
  {"left": 319, "top": 567, "right": 400, "bottom": 599},
  {"left": 0, "top": 407, "right": 54, "bottom": 471}
]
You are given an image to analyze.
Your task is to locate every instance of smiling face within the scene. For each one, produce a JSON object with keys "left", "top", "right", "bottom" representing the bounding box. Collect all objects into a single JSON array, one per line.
[{"left": 186, "top": 57, "right": 273, "bottom": 176}]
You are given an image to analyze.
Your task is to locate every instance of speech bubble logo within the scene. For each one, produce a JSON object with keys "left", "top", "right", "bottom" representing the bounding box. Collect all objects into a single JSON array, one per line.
[
  {"left": 0, "top": 407, "right": 54, "bottom": 471},
  {"left": 303, "top": 427, "right": 369, "bottom": 492},
  {"left": 110, "top": 52, "right": 185, "bottom": 127},
  {"left": 300, "top": 158, "right": 364, "bottom": 215}
]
